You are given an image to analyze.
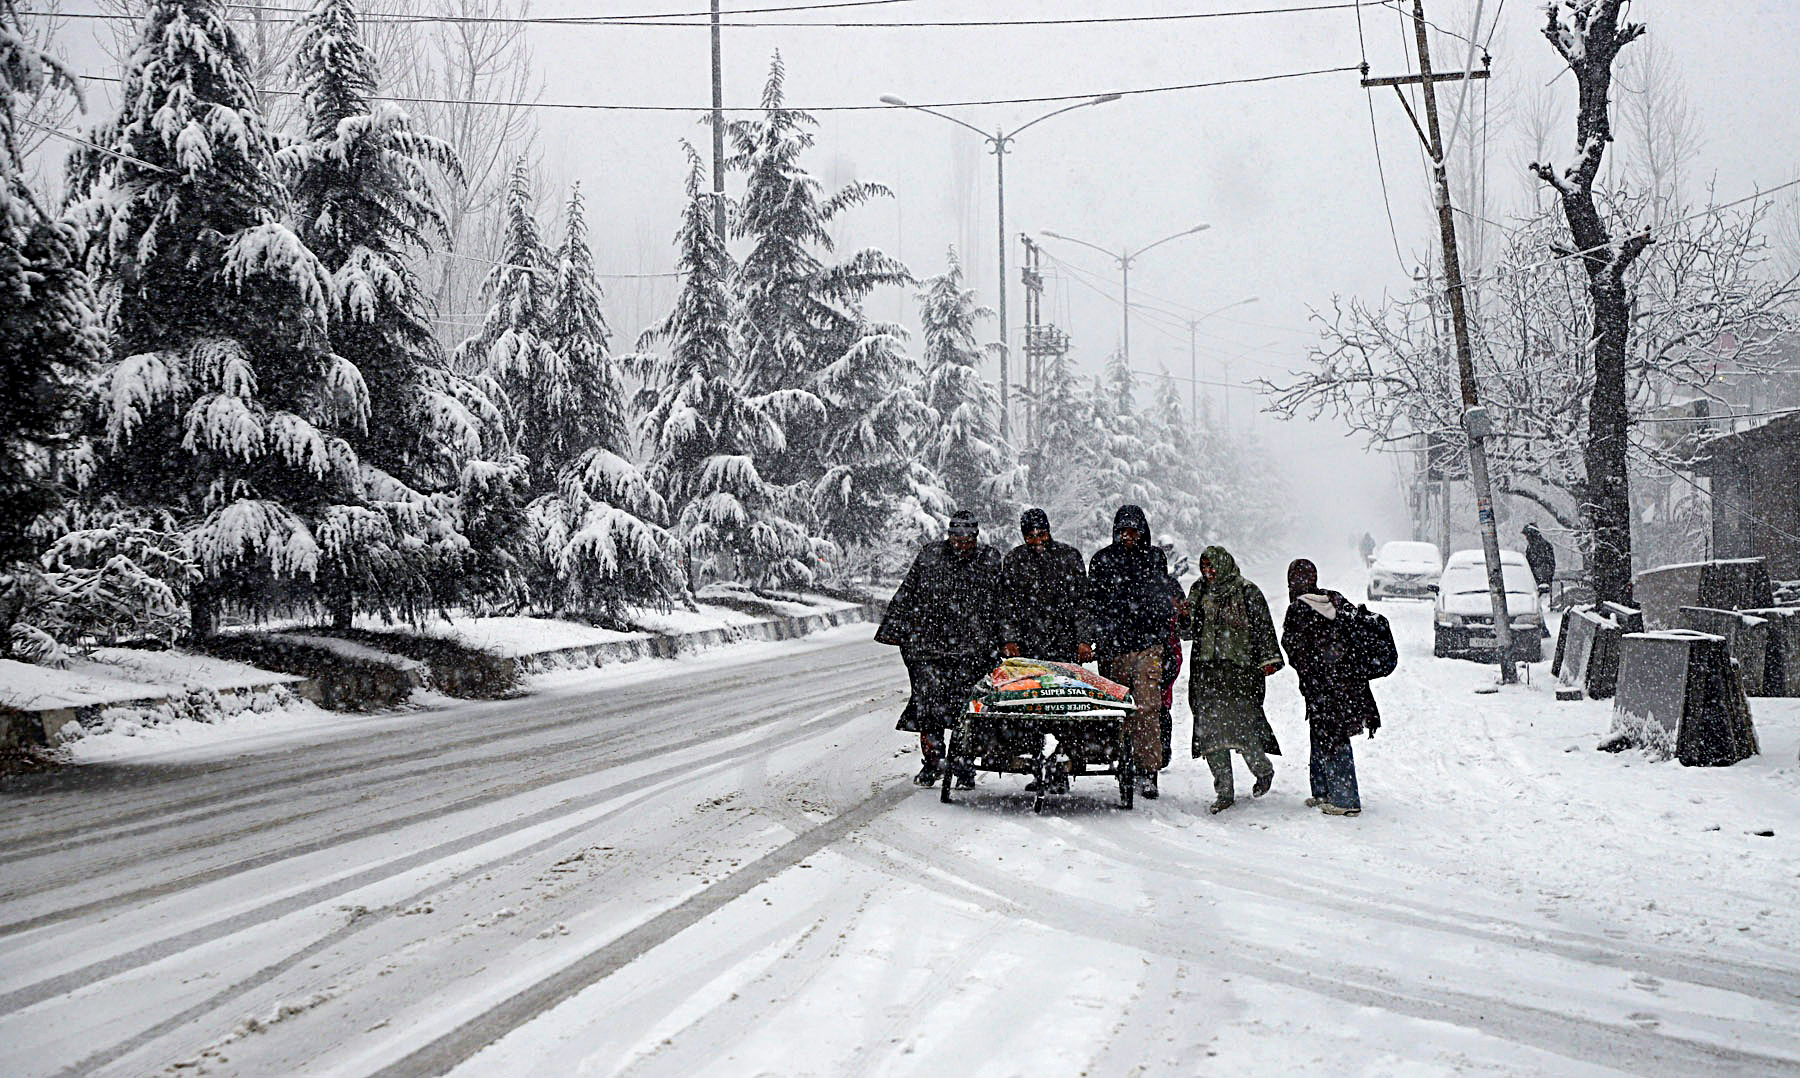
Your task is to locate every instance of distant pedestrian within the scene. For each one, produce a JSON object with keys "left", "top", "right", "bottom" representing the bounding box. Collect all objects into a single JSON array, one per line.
[
  {"left": 1181, "top": 546, "right": 1284, "bottom": 815},
  {"left": 1281, "top": 559, "right": 1382, "bottom": 817},
  {"left": 1522, "top": 523, "right": 1556, "bottom": 594},
  {"left": 876, "top": 510, "right": 1002, "bottom": 788},
  {"left": 1358, "top": 532, "right": 1376, "bottom": 565},
  {"left": 1088, "top": 505, "right": 1187, "bottom": 799},
  {"left": 998, "top": 508, "right": 1093, "bottom": 664}
]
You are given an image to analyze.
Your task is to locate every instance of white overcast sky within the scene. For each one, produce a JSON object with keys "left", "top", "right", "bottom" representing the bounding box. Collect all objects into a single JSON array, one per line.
[{"left": 41, "top": 0, "right": 1800, "bottom": 548}]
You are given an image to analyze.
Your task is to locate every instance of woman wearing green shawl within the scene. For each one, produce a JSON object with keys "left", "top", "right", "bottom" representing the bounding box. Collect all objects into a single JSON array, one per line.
[{"left": 1179, "top": 546, "right": 1285, "bottom": 814}]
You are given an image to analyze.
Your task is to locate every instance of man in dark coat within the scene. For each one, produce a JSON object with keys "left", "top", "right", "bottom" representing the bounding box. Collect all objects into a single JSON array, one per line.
[
  {"left": 1522, "top": 523, "right": 1556, "bottom": 593},
  {"left": 876, "top": 510, "right": 1003, "bottom": 787},
  {"left": 1088, "top": 505, "right": 1188, "bottom": 797},
  {"left": 1280, "top": 559, "right": 1381, "bottom": 817},
  {"left": 998, "top": 507, "right": 1093, "bottom": 664}
]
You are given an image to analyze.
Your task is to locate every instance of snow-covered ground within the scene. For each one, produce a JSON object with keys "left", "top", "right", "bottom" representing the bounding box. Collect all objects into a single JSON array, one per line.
[{"left": 2, "top": 564, "right": 1798, "bottom": 1076}]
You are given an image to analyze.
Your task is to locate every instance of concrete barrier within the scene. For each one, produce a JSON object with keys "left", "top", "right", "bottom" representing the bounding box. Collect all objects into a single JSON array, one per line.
[
  {"left": 5, "top": 601, "right": 882, "bottom": 748},
  {"left": 1743, "top": 606, "right": 1800, "bottom": 696},
  {"left": 512, "top": 604, "right": 879, "bottom": 676},
  {"left": 1603, "top": 630, "right": 1759, "bottom": 766}
]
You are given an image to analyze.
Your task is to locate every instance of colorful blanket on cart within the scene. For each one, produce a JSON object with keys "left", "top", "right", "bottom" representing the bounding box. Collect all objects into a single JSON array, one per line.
[{"left": 969, "top": 658, "right": 1135, "bottom": 716}]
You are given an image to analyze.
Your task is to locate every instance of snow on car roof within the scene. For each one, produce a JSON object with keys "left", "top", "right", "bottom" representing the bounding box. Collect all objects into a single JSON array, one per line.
[{"left": 1446, "top": 548, "right": 1527, "bottom": 567}]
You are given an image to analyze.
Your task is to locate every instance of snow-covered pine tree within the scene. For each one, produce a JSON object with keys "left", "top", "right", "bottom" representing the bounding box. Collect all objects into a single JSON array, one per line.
[
  {"left": 811, "top": 321, "right": 947, "bottom": 568},
  {"left": 448, "top": 154, "right": 570, "bottom": 609},
  {"left": 283, "top": 0, "right": 497, "bottom": 626},
  {"left": 520, "top": 182, "right": 682, "bottom": 618},
  {"left": 729, "top": 51, "right": 908, "bottom": 499},
  {"left": 639, "top": 146, "right": 815, "bottom": 589},
  {"left": 69, "top": 0, "right": 371, "bottom": 638},
  {"left": 915, "top": 248, "right": 1019, "bottom": 529},
  {"left": 1144, "top": 371, "right": 1208, "bottom": 555},
  {"left": 1077, "top": 354, "right": 1157, "bottom": 546},
  {"left": 1021, "top": 346, "right": 1104, "bottom": 549},
  {"left": 0, "top": 0, "right": 110, "bottom": 655}
]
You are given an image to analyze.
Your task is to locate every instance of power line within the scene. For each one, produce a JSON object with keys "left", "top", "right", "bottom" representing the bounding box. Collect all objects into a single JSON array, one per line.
[
  {"left": 27, "top": 1, "right": 1366, "bottom": 29},
  {"left": 16, "top": 116, "right": 173, "bottom": 174},
  {"left": 77, "top": 63, "right": 1360, "bottom": 113}
]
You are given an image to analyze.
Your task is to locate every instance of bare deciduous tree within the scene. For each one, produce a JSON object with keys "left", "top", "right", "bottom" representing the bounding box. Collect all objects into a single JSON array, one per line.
[
  {"left": 1528, "top": 0, "right": 1647, "bottom": 606},
  {"left": 1268, "top": 190, "right": 1797, "bottom": 573}
]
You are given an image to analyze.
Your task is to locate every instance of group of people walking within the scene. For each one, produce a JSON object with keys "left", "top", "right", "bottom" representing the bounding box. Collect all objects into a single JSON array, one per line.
[{"left": 876, "top": 505, "right": 1383, "bottom": 816}]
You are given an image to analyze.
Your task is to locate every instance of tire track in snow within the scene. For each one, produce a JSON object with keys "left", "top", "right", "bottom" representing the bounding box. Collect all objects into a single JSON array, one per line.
[
  {"left": 365, "top": 782, "right": 916, "bottom": 1078},
  {"left": 840, "top": 810, "right": 1800, "bottom": 1076},
  {"left": 0, "top": 641, "right": 887, "bottom": 862},
  {"left": 0, "top": 687, "right": 891, "bottom": 1017},
  {"left": 1056, "top": 805, "right": 1800, "bottom": 1010},
  {"left": 0, "top": 672, "right": 897, "bottom": 934}
]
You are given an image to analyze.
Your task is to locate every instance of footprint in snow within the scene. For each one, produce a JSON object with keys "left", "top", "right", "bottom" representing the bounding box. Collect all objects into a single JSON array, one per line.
[
  {"left": 1630, "top": 973, "right": 1662, "bottom": 993},
  {"left": 1626, "top": 1011, "right": 1661, "bottom": 1029}
]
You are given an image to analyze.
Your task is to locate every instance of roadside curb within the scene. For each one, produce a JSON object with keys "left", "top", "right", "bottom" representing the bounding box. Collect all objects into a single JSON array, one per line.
[{"left": 1, "top": 600, "right": 884, "bottom": 750}]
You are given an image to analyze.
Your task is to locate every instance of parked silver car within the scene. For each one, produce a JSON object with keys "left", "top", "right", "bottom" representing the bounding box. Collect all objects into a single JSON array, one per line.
[
  {"left": 1367, "top": 540, "right": 1443, "bottom": 601},
  {"left": 1431, "top": 549, "right": 1546, "bottom": 662}
]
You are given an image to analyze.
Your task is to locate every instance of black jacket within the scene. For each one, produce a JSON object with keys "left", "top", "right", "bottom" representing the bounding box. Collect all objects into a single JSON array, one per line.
[
  {"left": 1281, "top": 590, "right": 1382, "bottom": 742},
  {"left": 998, "top": 538, "right": 1092, "bottom": 661},
  {"left": 876, "top": 540, "right": 1003, "bottom": 659},
  {"left": 1524, "top": 531, "right": 1556, "bottom": 587},
  {"left": 1087, "top": 505, "right": 1182, "bottom": 660}
]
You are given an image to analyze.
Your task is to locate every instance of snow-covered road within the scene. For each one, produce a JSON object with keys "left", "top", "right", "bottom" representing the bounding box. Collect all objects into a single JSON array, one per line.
[{"left": 4, "top": 592, "right": 1799, "bottom": 1076}]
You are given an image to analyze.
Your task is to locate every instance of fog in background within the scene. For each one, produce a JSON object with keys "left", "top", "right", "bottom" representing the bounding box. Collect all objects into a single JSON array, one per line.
[{"left": 39, "top": 0, "right": 1800, "bottom": 557}]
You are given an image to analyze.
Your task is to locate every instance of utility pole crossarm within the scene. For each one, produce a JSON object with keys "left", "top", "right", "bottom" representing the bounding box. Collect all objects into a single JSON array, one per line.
[{"left": 1360, "top": 69, "right": 1489, "bottom": 88}]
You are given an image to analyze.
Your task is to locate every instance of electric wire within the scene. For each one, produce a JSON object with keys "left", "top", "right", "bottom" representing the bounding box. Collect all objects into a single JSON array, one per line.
[
  {"left": 75, "top": 64, "right": 1361, "bottom": 112},
  {"left": 25, "top": 2, "right": 1368, "bottom": 30},
  {"left": 1354, "top": 0, "right": 1409, "bottom": 270}
]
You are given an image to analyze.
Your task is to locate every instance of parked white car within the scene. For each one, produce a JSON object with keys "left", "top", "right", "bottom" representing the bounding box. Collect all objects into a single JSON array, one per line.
[
  {"left": 1367, "top": 540, "right": 1443, "bottom": 601},
  {"left": 1431, "top": 548, "right": 1547, "bottom": 662}
]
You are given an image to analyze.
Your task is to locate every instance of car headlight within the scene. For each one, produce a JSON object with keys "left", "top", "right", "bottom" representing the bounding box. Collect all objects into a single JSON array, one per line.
[
  {"left": 1511, "top": 614, "right": 1543, "bottom": 629},
  {"left": 1437, "top": 613, "right": 1464, "bottom": 628}
]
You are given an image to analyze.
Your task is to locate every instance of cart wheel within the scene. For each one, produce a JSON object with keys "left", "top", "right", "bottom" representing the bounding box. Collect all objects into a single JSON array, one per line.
[{"left": 1118, "top": 729, "right": 1135, "bottom": 810}]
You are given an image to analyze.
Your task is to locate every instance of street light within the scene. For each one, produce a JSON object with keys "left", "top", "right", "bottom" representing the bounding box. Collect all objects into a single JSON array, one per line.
[
  {"left": 1041, "top": 224, "right": 1210, "bottom": 373},
  {"left": 880, "top": 91, "right": 1121, "bottom": 440},
  {"left": 1181, "top": 296, "right": 1259, "bottom": 424}
]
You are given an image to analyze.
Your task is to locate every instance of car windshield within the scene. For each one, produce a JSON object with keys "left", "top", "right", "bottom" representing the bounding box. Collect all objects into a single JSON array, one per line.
[
  {"left": 1442, "top": 564, "right": 1535, "bottom": 596},
  {"left": 1378, "top": 542, "right": 1439, "bottom": 564}
]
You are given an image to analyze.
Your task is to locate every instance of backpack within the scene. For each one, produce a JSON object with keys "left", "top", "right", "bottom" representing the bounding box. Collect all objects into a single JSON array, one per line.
[{"left": 1341, "top": 603, "right": 1398, "bottom": 680}]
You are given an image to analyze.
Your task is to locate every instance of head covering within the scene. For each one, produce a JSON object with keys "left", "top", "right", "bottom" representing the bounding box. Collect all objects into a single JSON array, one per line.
[
  {"left": 1111, "top": 504, "right": 1150, "bottom": 541},
  {"left": 1287, "top": 558, "right": 1319, "bottom": 600},
  {"left": 947, "top": 510, "right": 979, "bottom": 538},
  {"left": 1020, "top": 507, "right": 1050, "bottom": 535},
  {"left": 1522, "top": 522, "right": 1540, "bottom": 536},
  {"left": 1196, "top": 546, "right": 1254, "bottom": 663}
]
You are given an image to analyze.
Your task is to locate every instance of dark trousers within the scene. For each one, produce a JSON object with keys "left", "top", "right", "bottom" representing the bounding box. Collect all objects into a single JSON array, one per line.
[
  {"left": 902, "top": 652, "right": 991, "bottom": 775},
  {"left": 1308, "top": 724, "right": 1361, "bottom": 811}
]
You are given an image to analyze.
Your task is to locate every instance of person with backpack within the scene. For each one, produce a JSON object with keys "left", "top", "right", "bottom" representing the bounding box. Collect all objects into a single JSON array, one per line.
[
  {"left": 1280, "top": 559, "right": 1384, "bottom": 817},
  {"left": 1180, "top": 546, "right": 1284, "bottom": 815}
]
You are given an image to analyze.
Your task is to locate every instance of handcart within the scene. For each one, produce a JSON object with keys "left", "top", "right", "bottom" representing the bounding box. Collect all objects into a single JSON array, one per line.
[{"left": 941, "top": 658, "right": 1139, "bottom": 812}]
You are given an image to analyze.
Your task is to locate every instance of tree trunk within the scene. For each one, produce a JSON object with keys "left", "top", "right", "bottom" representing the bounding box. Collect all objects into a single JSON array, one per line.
[
  {"left": 189, "top": 584, "right": 218, "bottom": 642},
  {"left": 1532, "top": 1, "right": 1647, "bottom": 607}
]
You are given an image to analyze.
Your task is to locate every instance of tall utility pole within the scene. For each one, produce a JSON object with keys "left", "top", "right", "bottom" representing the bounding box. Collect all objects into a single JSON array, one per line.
[
  {"left": 710, "top": 0, "right": 727, "bottom": 242},
  {"left": 1364, "top": 0, "right": 1515, "bottom": 683},
  {"left": 993, "top": 132, "right": 1010, "bottom": 438}
]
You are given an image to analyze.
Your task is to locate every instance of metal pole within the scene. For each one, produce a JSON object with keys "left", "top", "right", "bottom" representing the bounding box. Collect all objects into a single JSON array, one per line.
[
  {"left": 1188, "top": 320, "right": 1198, "bottom": 423},
  {"left": 1120, "top": 254, "right": 1131, "bottom": 369},
  {"left": 994, "top": 132, "right": 1010, "bottom": 440},
  {"left": 1412, "top": 0, "right": 1514, "bottom": 682},
  {"left": 710, "top": 0, "right": 726, "bottom": 242},
  {"left": 1222, "top": 356, "right": 1231, "bottom": 430}
]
